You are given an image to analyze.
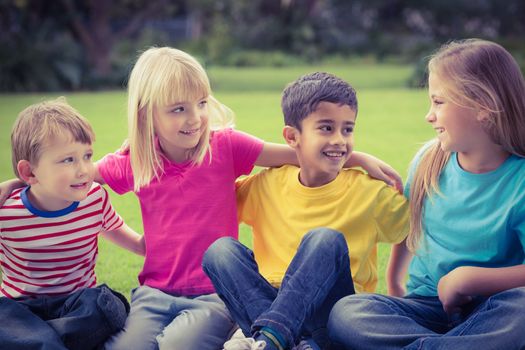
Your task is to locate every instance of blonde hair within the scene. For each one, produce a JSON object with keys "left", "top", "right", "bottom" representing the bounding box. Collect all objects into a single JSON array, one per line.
[
  {"left": 408, "top": 39, "right": 525, "bottom": 251},
  {"left": 11, "top": 97, "right": 95, "bottom": 179},
  {"left": 126, "top": 47, "right": 234, "bottom": 191}
]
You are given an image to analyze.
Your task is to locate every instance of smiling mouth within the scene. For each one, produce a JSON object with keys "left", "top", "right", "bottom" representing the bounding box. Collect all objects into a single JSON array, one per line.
[
  {"left": 71, "top": 182, "right": 88, "bottom": 189},
  {"left": 180, "top": 128, "right": 200, "bottom": 135},
  {"left": 323, "top": 151, "right": 346, "bottom": 158}
]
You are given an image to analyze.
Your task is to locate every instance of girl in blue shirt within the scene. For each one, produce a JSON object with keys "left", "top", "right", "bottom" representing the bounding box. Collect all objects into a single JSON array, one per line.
[{"left": 328, "top": 39, "right": 525, "bottom": 349}]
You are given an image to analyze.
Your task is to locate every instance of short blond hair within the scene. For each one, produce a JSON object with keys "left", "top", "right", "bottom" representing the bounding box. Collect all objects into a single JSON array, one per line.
[
  {"left": 11, "top": 97, "right": 95, "bottom": 179},
  {"left": 126, "top": 47, "right": 234, "bottom": 191}
]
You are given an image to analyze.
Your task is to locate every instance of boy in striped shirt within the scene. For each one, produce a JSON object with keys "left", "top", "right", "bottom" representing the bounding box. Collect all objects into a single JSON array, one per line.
[{"left": 0, "top": 98, "right": 145, "bottom": 350}]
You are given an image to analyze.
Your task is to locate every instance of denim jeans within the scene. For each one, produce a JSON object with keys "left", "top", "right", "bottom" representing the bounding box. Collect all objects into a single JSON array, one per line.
[
  {"left": 328, "top": 287, "right": 525, "bottom": 350},
  {"left": 104, "top": 285, "right": 235, "bottom": 350},
  {"left": 0, "top": 284, "right": 129, "bottom": 350},
  {"left": 202, "top": 228, "right": 355, "bottom": 348}
]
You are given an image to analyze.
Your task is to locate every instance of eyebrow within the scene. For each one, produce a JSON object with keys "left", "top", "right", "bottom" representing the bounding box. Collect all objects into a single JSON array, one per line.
[
  {"left": 316, "top": 119, "right": 355, "bottom": 125},
  {"left": 167, "top": 96, "right": 208, "bottom": 107}
]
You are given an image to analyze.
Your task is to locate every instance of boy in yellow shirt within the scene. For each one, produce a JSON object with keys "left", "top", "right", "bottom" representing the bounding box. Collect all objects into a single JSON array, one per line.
[{"left": 203, "top": 72, "right": 408, "bottom": 350}]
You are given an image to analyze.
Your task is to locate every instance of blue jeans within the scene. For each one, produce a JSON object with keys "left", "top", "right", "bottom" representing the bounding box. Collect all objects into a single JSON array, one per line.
[
  {"left": 104, "top": 285, "right": 235, "bottom": 350},
  {"left": 202, "top": 228, "right": 355, "bottom": 348},
  {"left": 0, "top": 284, "right": 128, "bottom": 350},
  {"left": 328, "top": 287, "right": 525, "bottom": 349}
]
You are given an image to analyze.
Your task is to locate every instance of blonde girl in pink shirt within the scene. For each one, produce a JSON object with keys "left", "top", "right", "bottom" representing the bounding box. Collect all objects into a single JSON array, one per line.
[{"left": 0, "top": 47, "right": 401, "bottom": 350}]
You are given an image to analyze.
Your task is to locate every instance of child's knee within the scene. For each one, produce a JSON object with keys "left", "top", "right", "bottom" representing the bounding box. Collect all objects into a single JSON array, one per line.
[
  {"left": 302, "top": 228, "right": 347, "bottom": 254},
  {"left": 156, "top": 309, "right": 234, "bottom": 350},
  {"left": 202, "top": 237, "right": 244, "bottom": 271}
]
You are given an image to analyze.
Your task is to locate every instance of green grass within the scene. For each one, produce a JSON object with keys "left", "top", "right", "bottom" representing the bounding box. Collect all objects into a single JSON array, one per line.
[{"left": 0, "top": 64, "right": 433, "bottom": 297}]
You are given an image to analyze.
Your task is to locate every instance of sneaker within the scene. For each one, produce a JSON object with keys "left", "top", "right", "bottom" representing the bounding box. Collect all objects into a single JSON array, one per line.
[
  {"left": 229, "top": 327, "right": 247, "bottom": 341},
  {"left": 292, "top": 338, "right": 321, "bottom": 350},
  {"left": 223, "top": 337, "right": 267, "bottom": 350}
]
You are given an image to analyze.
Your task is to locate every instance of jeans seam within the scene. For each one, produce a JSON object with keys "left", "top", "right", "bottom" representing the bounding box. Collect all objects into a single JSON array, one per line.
[
  {"left": 203, "top": 266, "right": 248, "bottom": 313},
  {"left": 382, "top": 297, "right": 449, "bottom": 334},
  {"left": 455, "top": 296, "right": 491, "bottom": 336}
]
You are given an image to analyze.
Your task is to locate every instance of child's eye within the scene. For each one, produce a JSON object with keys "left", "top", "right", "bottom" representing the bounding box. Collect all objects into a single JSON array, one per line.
[
  {"left": 433, "top": 100, "right": 443, "bottom": 105},
  {"left": 171, "top": 106, "right": 185, "bottom": 113},
  {"left": 198, "top": 100, "right": 208, "bottom": 108},
  {"left": 343, "top": 127, "right": 354, "bottom": 134},
  {"left": 62, "top": 157, "right": 74, "bottom": 164},
  {"left": 319, "top": 125, "right": 332, "bottom": 132},
  {"left": 84, "top": 153, "right": 93, "bottom": 161}
]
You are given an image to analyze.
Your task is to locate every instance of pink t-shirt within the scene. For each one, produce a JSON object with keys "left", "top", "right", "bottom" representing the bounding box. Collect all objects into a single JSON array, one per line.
[{"left": 98, "top": 129, "right": 264, "bottom": 295}]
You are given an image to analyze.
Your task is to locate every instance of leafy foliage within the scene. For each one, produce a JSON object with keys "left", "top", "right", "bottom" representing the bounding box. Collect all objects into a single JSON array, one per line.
[{"left": 1, "top": 0, "right": 525, "bottom": 91}]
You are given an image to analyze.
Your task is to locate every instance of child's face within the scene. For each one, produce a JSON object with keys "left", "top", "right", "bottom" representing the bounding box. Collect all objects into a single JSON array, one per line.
[
  {"left": 426, "top": 73, "right": 488, "bottom": 153},
  {"left": 28, "top": 133, "right": 94, "bottom": 211},
  {"left": 290, "top": 101, "right": 356, "bottom": 187},
  {"left": 153, "top": 95, "right": 209, "bottom": 162}
]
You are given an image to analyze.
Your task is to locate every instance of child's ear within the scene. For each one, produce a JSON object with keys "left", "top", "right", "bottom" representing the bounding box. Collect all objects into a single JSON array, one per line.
[
  {"left": 17, "top": 160, "right": 37, "bottom": 185},
  {"left": 476, "top": 109, "right": 490, "bottom": 123},
  {"left": 283, "top": 126, "right": 300, "bottom": 148}
]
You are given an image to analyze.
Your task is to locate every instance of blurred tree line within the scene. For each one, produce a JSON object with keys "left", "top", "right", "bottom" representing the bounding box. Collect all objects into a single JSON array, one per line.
[{"left": 1, "top": 0, "right": 524, "bottom": 91}]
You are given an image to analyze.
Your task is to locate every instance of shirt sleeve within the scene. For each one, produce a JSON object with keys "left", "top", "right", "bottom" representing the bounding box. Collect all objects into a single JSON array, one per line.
[
  {"left": 97, "top": 151, "right": 135, "bottom": 195},
  {"left": 99, "top": 186, "right": 124, "bottom": 232},
  {"left": 404, "top": 140, "right": 438, "bottom": 199},
  {"left": 512, "top": 178, "right": 525, "bottom": 252},
  {"left": 228, "top": 129, "right": 264, "bottom": 177},
  {"left": 374, "top": 185, "right": 410, "bottom": 244},
  {"left": 235, "top": 173, "right": 260, "bottom": 225}
]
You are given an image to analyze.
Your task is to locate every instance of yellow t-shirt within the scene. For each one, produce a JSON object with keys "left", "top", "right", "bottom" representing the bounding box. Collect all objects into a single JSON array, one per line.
[{"left": 236, "top": 165, "right": 409, "bottom": 293}]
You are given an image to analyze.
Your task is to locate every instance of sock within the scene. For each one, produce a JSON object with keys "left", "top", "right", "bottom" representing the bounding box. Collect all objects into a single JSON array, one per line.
[{"left": 255, "top": 327, "right": 286, "bottom": 350}]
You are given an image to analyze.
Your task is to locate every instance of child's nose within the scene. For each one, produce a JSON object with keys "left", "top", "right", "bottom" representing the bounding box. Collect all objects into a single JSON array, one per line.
[
  {"left": 77, "top": 161, "right": 89, "bottom": 176},
  {"left": 330, "top": 132, "right": 346, "bottom": 145},
  {"left": 187, "top": 110, "right": 201, "bottom": 124},
  {"left": 425, "top": 111, "right": 436, "bottom": 123}
]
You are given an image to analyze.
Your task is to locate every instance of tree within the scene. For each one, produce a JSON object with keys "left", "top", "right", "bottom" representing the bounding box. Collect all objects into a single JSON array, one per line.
[{"left": 59, "top": 0, "right": 177, "bottom": 77}]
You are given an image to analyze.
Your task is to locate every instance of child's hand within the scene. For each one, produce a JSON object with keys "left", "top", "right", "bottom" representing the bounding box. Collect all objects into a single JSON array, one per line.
[
  {"left": 437, "top": 267, "right": 473, "bottom": 315},
  {"left": 0, "top": 179, "right": 25, "bottom": 206},
  {"left": 373, "top": 163, "right": 403, "bottom": 193},
  {"left": 350, "top": 152, "right": 403, "bottom": 192}
]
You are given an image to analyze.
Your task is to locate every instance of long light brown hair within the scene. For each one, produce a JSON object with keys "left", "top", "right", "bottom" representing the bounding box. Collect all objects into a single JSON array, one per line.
[{"left": 408, "top": 39, "right": 525, "bottom": 251}]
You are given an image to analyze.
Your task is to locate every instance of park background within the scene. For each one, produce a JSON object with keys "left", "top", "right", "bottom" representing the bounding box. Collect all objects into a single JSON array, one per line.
[{"left": 1, "top": 0, "right": 524, "bottom": 296}]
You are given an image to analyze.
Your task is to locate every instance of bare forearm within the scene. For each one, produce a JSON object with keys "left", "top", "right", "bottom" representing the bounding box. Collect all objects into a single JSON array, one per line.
[
  {"left": 254, "top": 142, "right": 297, "bottom": 168},
  {"left": 93, "top": 162, "right": 106, "bottom": 185},
  {"left": 1, "top": 178, "right": 25, "bottom": 190},
  {"left": 386, "top": 239, "right": 412, "bottom": 295},
  {"left": 102, "top": 223, "right": 145, "bottom": 256},
  {"left": 456, "top": 265, "right": 525, "bottom": 296},
  {"left": 0, "top": 178, "right": 26, "bottom": 205},
  {"left": 346, "top": 151, "right": 403, "bottom": 191}
]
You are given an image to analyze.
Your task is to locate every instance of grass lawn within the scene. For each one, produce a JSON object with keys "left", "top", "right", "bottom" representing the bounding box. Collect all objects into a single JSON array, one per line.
[{"left": 0, "top": 63, "right": 433, "bottom": 297}]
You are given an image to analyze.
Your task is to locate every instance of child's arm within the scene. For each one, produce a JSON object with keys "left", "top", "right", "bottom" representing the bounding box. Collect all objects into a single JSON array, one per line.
[
  {"left": 386, "top": 239, "right": 412, "bottom": 296},
  {"left": 255, "top": 142, "right": 403, "bottom": 190},
  {"left": 0, "top": 179, "right": 25, "bottom": 204},
  {"left": 438, "top": 265, "right": 525, "bottom": 315},
  {"left": 352, "top": 151, "right": 403, "bottom": 192},
  {"left": 93, "top": 161, "right": 106, "bottom": 185},
  {"left": 101, "top": 223, "right": 145, "bottom": 256}
]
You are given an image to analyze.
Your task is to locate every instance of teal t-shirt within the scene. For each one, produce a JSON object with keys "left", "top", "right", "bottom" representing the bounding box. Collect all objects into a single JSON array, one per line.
[{"left": 404, "top": 146, "right": 525, "bottom": 297}]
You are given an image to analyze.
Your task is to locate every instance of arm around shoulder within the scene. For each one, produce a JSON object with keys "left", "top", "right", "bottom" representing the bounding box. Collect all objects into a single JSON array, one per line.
[
  {"left": 101, "top": 223, "right": 145, "bottom": 256},
  {"left": 0, "top": 178, "right": 26, "bottom": 205},
  {"left": 254, "top": 142, "right": 298, "bottom": 168},
  {"left": 348, "top": 151, "right": 403, "bottom": 192},
  {"left": 93, "top": 161, "right": 106, "bottom": 185}
]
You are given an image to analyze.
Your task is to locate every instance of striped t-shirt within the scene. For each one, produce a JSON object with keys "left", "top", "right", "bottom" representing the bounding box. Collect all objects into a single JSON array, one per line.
[{"left": 0, "top": 183, "right": 123, "bottom": 298}]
